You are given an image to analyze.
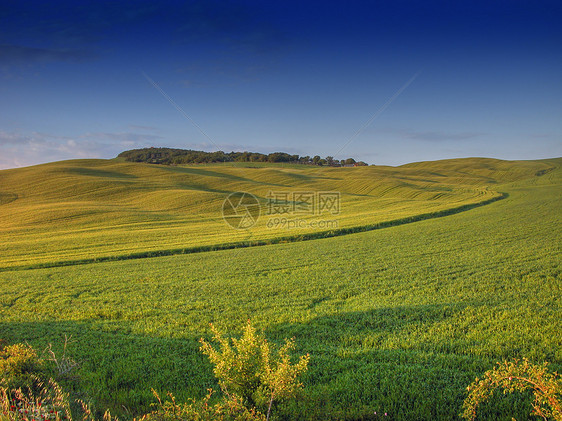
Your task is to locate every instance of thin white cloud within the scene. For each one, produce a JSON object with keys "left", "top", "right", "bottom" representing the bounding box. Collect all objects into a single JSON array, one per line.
[
  {"left": 80, "top": 132, "right": 164, "bottom": 142},
  {"left": 0, "top": 130, "right": 165, "bottom": 170},
  {"left": 0, "top": 132, "right": 29, "bottom": 145},
  {"left": 404, "top": 130, "right": 484, "bottom": 142},
  {"left": 376, "top": 128, "right": 485, "bottom": 142},
  {"left": 127, "top": 124, "right": 160, "bottom": 132},
  {"left": 0, "top": 44, "right": 94, "bottom": 65}
]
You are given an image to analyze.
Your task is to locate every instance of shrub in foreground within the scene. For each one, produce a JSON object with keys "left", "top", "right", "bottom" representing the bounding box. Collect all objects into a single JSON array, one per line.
[
  {"left": 0, "top": 344, "right": 46, "bottom": 392},
  {"left": 462, "top": 358, "right": 562, "bottom": 420},
  {"left": 199, "top": 321, "right": 310, "bottom": 420}
]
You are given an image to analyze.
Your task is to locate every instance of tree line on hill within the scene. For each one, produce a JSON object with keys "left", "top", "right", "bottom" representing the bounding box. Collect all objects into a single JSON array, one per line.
[{"left": 118, "top": 148, "right": 368, "bottom": 166}]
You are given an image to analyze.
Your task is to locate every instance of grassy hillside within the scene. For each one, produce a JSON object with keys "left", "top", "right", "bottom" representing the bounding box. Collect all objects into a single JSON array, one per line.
[
  {"left": 0, "top": 157, "right": 560, "bottom": 419},
  {"left": 0, "top": 157, "right": 554, "bottom": 269}
]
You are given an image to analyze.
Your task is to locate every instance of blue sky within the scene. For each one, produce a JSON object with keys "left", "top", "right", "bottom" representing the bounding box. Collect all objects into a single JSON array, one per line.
[{"left": 1, "top": 0, "right": 561, "bottom": 169}]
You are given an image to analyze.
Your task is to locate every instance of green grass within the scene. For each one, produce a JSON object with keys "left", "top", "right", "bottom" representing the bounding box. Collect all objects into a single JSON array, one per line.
[
  {"left": 0, "top": 157, "right": 546, "bottom": 269},
  {"left": 0, "top": 157, "right": 560, "bottom": 419}
]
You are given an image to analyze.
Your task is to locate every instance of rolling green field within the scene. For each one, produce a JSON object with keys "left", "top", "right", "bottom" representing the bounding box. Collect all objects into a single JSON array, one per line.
[
  {"left": 0, "top": 157, "right": 539, "bottom": 269},
  {"left": 0, "top": 157, "right": 561, "bottom": 419}
]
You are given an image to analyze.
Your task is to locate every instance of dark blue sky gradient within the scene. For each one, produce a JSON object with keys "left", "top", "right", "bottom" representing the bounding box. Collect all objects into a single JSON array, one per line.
[{"left": 1, "top": 0, "right": 561, "bottom": 168}]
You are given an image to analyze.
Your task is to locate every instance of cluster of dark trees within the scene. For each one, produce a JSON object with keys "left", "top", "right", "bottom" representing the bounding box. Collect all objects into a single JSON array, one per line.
[{"left": 118, "top": 148, "right": 368, "bottom": 166}]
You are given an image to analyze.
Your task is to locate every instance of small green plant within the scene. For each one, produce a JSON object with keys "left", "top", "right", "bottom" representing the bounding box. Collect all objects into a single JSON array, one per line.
[
  {"left": 199, "top": 321, "right": 310, "bottom": 420},
  {"left": 462, "top": 358, "right": 562, "bottom": 420},
  {"left": 0, "top": 344, "right": 45, "bottom": 392}
]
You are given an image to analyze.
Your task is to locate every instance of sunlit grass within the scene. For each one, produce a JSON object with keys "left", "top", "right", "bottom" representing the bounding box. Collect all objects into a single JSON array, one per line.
[
  {"left": 0, "top": 158, "right": 553, "bottom": 269},
  {"left": 0, "top": 157, "right": 560, "bottom": 419}
]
